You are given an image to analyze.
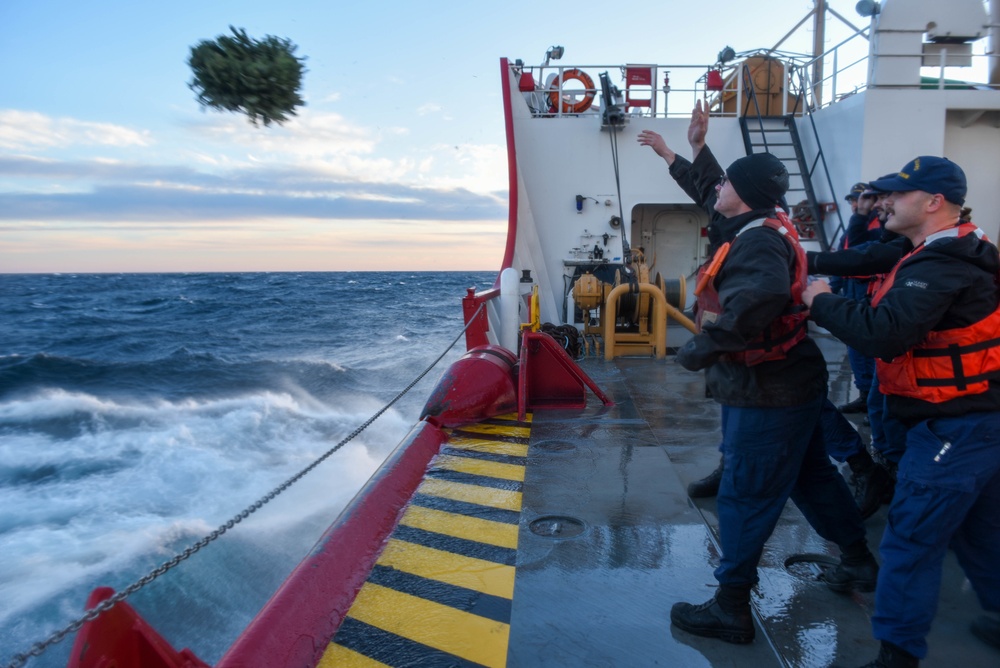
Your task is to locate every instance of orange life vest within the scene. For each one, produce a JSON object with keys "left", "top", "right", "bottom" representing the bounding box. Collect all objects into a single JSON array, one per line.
[
  {"left": 695, "top": 211, "right": 810, "bottom": 366},
  {"left": 871, "top": 223, "right": 1000, "bottom": 403}
]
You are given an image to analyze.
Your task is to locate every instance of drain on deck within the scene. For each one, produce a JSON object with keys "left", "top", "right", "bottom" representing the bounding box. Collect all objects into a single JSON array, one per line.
[
  {"left": 529, "top": 515, "right": 585, "bottom": 538},
  {"left": 784, "top": 553, "right": 840, "bottom": 580}
]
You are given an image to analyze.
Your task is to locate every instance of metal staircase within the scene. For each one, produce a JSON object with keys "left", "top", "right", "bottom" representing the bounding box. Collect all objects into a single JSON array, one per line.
[{"left": 736, "top": 63, "right": 844, "bottom": 251}]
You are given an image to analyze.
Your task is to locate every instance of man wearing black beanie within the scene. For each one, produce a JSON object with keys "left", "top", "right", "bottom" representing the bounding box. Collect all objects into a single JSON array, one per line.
[
  {"left": 651, "top": 102, "right": 875, "bottom": 645},
  {"left": 723, "top": 151, "right": 790, "bottom": 211}
]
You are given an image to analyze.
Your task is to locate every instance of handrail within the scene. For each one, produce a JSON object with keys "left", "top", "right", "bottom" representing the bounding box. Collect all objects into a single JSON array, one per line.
[
  {"left": 511, "top": 28, "right": 999, "bottom": 121},
  {"left": 462, "top": 286, "right": 500, "bottom": 350},
  {"left": 791, "top": 64, "right": 846, "bottom": 248}
]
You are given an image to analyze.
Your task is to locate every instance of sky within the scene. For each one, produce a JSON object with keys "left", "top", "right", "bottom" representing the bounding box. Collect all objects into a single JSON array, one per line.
[{"left": 1, "top": 0, "right": 864, "bottom": 273}]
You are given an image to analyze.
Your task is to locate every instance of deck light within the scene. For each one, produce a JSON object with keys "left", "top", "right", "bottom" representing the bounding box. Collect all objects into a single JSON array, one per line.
[
  {"left": 544, "top": 45, "right": 565, "bottom": 66},
  {"left": 855, "top": 0, "right": 880, "bottom": 17}
]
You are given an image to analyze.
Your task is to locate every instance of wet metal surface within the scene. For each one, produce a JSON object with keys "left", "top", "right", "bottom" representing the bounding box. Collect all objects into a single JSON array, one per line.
[
  {"left": 325, "top": 332, "right": 997, "bottom": 667},
  {"left": 507, "top": 332, "right": 998, "bottom": 667}
]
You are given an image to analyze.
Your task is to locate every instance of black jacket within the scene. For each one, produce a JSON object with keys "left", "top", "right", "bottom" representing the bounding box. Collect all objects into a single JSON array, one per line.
[
  {"left": 807, "top": 234, "right": 910, "bottom": 277},
  {"left": 673, "top": 147, "right": 828, "bottom": 407},
  {"left": 809, "top": 227, "right": 1000, "bottom": 424},
  {"left": 667, "top": 146, "right": 728, "bottom": 254},
  {"left": 845, "top": 211, "right": 882, "bottom": 248}
]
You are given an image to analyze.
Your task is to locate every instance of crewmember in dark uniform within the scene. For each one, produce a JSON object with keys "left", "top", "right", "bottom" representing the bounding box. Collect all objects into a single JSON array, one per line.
[
  {"left": 657, "top": 103, "right": 877, "bottom": 645},
  {"left": 837, "top": 181, "right": 881, "bottom": 414},
  {"left": 810, "top": 182, "right": 903, "bottom": 518},
  {"left": 804, "top": 156, "right": 1000, "bottom": 667},
  {"left": 638, "top": 106, "right": 870, "bottom": 506}
]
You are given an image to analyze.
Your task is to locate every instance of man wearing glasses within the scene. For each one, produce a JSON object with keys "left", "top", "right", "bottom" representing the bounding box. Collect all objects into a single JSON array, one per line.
[{"left": 640, "top": 101, "right": 876, "bottom": 645}]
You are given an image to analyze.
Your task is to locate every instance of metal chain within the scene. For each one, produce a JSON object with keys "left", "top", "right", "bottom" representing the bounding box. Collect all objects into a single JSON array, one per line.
[{"left": 3, "top": 306, "right": 482, "bottom": 668}]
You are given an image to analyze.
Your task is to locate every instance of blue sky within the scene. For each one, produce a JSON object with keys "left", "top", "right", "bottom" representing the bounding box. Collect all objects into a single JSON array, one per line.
[{"left": 1, "top": 0, "right": 850, "bottom": 272}]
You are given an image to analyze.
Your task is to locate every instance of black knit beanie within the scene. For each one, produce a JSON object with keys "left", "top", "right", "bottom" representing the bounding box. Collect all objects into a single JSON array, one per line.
[{"left": 726, "top": 153, "right": 789, "bottom": 210}]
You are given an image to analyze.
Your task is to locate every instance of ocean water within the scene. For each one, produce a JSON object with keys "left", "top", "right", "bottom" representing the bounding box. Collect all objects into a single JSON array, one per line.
[{"left": 0, "top": 271, "right": 496, "bottom": 667}]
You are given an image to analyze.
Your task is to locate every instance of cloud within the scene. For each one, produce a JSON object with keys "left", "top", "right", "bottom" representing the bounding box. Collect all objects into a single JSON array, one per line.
[
  {"left": 0, "top": 111, "right": 152, "bottom": 151},
  {"left": 416, "top": 103, "right": 442, "bottom": 115},
  {"left": 184, "top": 110, "right": 383, "bottom": 159},
  {"left": 0, "top": 180, "right": 505, "bottom": 223},
  {"left": 0, "top": 109, "right": 508, "bottom": 227}
]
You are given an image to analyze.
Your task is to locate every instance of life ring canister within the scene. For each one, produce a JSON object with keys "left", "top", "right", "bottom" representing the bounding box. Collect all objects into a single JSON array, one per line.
[{"left": 548, "top": 69, "right": 596, "bottom": 113}]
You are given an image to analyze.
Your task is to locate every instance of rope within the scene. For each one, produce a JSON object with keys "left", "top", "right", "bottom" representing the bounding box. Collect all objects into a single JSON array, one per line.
[
  {"left": 3, "top": 306, "right": 483, "bottom": 668},
  {"left": 607, "top": 122, "right": 629, "bottom": 252}
]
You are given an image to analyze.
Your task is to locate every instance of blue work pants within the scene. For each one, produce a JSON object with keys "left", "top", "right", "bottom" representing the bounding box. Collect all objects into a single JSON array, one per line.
[
  {"left": 844, "top": 279, "right": 875, "bottom": 394},
  {"left": 715, "top": 393, "right": 867, "bottom": 586},
  {"left": 820, "top": 398, "right": 865, "bottom": 463},
  {"left": 868, "top": 376, "right": 907, "bottom": 465},
  {"left": 873, "top": 412, "right": 1000, "bottom": 659}
]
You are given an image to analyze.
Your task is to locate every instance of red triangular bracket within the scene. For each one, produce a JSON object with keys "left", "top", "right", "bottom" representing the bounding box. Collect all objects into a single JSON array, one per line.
[{"left": 518, "top": 331, "right": 613, "bottom": 421}]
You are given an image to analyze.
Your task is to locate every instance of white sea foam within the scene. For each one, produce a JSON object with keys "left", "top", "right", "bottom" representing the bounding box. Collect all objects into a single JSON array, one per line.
[{"left": 0, "top": 386, "right": 413, "bottom": 631}]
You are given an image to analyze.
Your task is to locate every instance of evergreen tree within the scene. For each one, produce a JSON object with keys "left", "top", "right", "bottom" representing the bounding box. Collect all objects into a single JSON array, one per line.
[{"left": 188, "top": 26, "right": 306, "bottom": 127}]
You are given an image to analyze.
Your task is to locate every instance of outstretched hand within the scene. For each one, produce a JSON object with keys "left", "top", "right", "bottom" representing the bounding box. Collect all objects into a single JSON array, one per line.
[
  {"left": 688, "top": 100, "right": 708, "bottom": 155},
  {"left": 637, "top": 130, "right": 676, "bottom": 164}
]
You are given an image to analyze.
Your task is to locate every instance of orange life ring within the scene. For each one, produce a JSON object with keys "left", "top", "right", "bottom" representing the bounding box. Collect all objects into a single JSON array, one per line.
[{"left": 548, "top": 69, "right": 596, "bottom": 113}]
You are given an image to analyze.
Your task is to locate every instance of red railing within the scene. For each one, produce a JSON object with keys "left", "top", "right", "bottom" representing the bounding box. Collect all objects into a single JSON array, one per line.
[{"left": 462, "top": 286, "right": 500, "bottom": 351}]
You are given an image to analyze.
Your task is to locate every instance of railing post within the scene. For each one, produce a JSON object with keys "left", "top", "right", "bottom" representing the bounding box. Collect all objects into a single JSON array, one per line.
[
  {"left": 831, "top": 48, "right": 839, "bottom": 105},
  {"left": 462, "top": 287, "right": 491, "bottom": 351}
]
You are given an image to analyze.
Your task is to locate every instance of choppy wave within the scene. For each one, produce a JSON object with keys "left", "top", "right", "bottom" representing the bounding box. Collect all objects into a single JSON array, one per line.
[{"left": 0, "top": 271, "right": 495, "bottom": 666}]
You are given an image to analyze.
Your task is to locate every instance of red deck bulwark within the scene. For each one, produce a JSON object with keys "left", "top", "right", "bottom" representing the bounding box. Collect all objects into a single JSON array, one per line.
[{"left": 216, "top": 420, "right": 447, "bottom": 668}]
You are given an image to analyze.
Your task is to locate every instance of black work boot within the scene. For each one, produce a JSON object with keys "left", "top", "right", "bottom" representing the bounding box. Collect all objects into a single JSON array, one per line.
[
  {"left": 670, "top": 584, "right": 755, "bottom": 644},
  {"left": 688, "top": 456, "right": 724, "bottom": 498},
  {"left": 848, "top": 451, "right": 894, "bottom": 519},
  {"left": 857, "top": 640, "right": 919, "bottom": 667},
  {"left": 971, "top": 614, "right": 1000, "bottom": 649},
  {"left": 822, "top": 540, "right": 878, "bottom": 593},
  {"left": 839, "top": 395, "right": 868, "bottom": 413}
]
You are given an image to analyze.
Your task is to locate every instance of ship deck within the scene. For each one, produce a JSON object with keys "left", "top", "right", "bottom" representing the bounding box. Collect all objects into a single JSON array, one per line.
[{"left": 327, "top": 333, "right": 997, "bottom": 668}]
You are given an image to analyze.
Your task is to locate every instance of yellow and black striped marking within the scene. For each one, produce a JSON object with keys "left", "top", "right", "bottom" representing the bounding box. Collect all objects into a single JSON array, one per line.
[{"left": 321, "top": 413, "right": 532, "bottom": 668}]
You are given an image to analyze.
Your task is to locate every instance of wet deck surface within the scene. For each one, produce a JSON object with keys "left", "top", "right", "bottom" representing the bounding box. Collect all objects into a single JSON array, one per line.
[{"left": 509, "top": 333, "right": 998, "bottom": 667}]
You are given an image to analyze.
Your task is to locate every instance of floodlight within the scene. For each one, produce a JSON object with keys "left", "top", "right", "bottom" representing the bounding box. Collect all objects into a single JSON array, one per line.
[{"left": 856, "top": 0, "right": 880, "bottom": 17}]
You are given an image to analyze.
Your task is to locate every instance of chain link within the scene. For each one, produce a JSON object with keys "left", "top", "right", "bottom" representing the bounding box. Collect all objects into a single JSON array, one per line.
[{"left": 3, "top": 307, "right": 482, "bottom": 668}]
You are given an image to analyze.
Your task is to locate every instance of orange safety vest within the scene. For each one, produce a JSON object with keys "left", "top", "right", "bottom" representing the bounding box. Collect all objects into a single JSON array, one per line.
[
  {"left": 871, "top": 223, "right": 1000, "bottom": 403},
  {"left": 695, "top": 212, "right": 810, "bottom": 366}
]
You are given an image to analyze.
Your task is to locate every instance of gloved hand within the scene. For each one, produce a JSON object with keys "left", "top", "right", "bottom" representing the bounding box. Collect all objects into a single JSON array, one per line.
[{"left": 675, "top": 335, "right": 721, "bottom": 371}]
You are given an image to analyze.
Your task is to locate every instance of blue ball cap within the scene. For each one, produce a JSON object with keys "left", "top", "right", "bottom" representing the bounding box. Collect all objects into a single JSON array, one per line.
[
  {"left": 869, "top": 156, "right": 967, "bottom": 205},
  {"left": 844, "top": 182, "right": 869, "bottom": 201}
]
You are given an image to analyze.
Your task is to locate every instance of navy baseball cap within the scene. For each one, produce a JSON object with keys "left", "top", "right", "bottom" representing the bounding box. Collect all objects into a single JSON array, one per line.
[
  {"left": 862, "top": 174, "right": 896, "bottom": 197},
  {"left": 869, "top": 156, "right": 967, "bottom": 205},
  {"left": 845, "top": 182, "right": 868, "bottom": 201}
]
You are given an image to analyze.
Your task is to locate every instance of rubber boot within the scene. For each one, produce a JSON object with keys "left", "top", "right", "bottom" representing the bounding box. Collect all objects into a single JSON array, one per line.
[
  {"left": 848, "top": 451, "right": 893, "bottom": 519},
  {"left": 821, "top": 539, "right": 878, "bottom": 593},
  {"left": 838, "top": 395, "right": 868, "bottom": 413},
  {"left": 688, "top": 455, "right": 724, "bottom": 498},
  {"left": 670, "top": 584, "right": 755, "bottom": 644},
  {"left": 857, "top": 640, "right": 919, "bottom": 667},
  {"left": 971, "top": 614, "right": 1000, "bottom": 650}
]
